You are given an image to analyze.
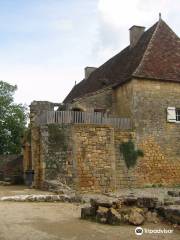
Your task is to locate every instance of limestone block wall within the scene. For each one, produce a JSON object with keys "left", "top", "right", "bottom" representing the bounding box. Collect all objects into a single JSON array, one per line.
[
  {"left": 134, "top": 137, "right": 180, "bottom": 186},
  {"left": 42, "top": 124, "right": 74, "bottom": 186},
  {"left": 31, "top": 122, "right": 136, "bottom": 192},
  {"left": 114, "top": 79, "right": 180, "bottom": 187},
  {"left": 22, "top": 143, "right": 31, "bottom": 172},
  {"left": 31, "top": 127, "right": 42, "bottom": 188},
  {"left": 112, "top": 81, "right": 133, "bottom": 118},
  {"left": 114, "top": 130, "right": 136, "bottom": 188},
  {"left": 132, "top": 79, "right": 180, "bottom": 187},
  {"left": 66, "top": 87, "right": 113, "bottom": 114},
  {"left": 72, "top": 125, "right": 116, "bottom": 192},
  {"left": 0, "top": 155, "right": 23, "bottom": 182}
]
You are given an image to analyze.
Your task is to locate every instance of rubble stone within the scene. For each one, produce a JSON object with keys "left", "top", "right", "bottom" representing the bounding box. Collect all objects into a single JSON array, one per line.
[
  {"left": 107, "top": 208, "right": 121, "bottom": 225},
  {"left": 81, "top": 206, "right": 96, "bottom": 219},
  {"left": 128, "top": 209, "right": 145, "bottom": 225}
]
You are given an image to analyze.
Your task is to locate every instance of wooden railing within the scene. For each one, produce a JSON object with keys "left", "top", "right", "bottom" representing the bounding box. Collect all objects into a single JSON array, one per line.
[{"left": 36, "top": 111, "right": 132, "bottom": 129}]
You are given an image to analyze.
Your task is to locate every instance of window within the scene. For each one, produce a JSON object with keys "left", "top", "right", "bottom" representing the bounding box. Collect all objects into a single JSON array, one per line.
[
  {"left": 176, "top": 109, "right": 180, "bottom": 122},
  {"left": 167, "top": 107, "right": 180, "bottom": 122}
]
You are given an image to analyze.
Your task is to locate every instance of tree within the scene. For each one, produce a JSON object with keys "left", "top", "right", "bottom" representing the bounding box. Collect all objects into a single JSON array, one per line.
[{"left": 0, "top": 81, "right": 27, "bottom": 154}]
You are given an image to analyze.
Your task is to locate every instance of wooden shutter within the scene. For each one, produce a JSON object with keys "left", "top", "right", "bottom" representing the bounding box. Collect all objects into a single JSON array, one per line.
[{"left": 167, "top": 107, "right": 176, "bottom": 122}]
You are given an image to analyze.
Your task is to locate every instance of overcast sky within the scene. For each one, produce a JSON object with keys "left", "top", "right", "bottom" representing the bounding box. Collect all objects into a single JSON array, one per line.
[{"left": 0, "top": 0, "right": 179, "bottom": 106}]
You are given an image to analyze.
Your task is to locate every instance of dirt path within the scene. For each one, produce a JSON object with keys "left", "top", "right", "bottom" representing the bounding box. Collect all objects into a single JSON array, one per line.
[
  {"left": 0, "top": 186, "right": 179, "bottom": 240},
  {"left": 0, "top": 185, "right": 54, "bottom": 197},
  {"left": 0, "top": 201, "right": 178, "bottom": 240}
]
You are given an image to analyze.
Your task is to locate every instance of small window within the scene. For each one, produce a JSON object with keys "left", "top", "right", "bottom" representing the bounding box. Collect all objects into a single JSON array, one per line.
[
  {"left": 176, "top": 109, "right": 180, "bottom": 122},
  {"left": 167, "top": 107, "right": 180, "bottom": 123}
]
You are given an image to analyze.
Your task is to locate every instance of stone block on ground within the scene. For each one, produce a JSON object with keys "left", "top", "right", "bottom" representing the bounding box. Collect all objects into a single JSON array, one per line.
[
  {"left": 107, "top": 208, "right": 121, "bottom": 225},
  {"left": 0, "top": 181, "right": 11, "bottom": 186},
  {"left": 145, "top": 211, "right": 159, "bottom": 223},
  {"left": 164, "top": 198, "right": 175, "bottom": 206},
  {"left": 81, "top": 206, "right": 96, "bottom": 220},
  {"left": 123, "top": 196, "right": 137, "bottom": 206},
  {"left": 96, "top": 206, "right": 109, "bottom": 224},
  {"left": 158, "top": 205, "right": 180, "bottom": 225},
  {"left": 167, "top": 190, "right": 179, "bottom": 197},
  {"left": 128, "top": 208, "right": 145, "bottom": 226},
  {"left": 137, "top": 197, "right": 159, "bottom": 209},
  {"left": 90, "top": 196, "right": 116, "bottom": 210}
]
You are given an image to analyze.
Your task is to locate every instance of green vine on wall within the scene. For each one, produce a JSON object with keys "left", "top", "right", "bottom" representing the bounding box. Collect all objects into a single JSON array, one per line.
[{"left": 120, "top": 140, "right": 144, "bottom": 169}]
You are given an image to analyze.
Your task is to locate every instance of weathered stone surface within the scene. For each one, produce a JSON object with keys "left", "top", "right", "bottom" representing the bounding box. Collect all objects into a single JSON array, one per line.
[
  {"left": 0, "top": 181, "right": 11, "bottom": 186},
  {"left": 137, "top": 197, "right": 158, "bottom": 209},
  {"left": 90, "top": 197, "right": 115, "bottom": 209},
  {"left": 128, "top": 209, "right": 145, "bottom": 225},
  {"left": 158, "top": 205, "right": 180, "bottom": 224},
  {"left": 145, "top": 211, "right": 159, "bottom": 223},
  {"left": 0, "top": 194, "right": 81, "bottom": 203},
  {"left": 107, "top": 208, "right": 121, "bottom": 225},
  {"left": 167, "top": 190, "right": 179, "bottom": 197},
  {"left": 96, "top": 206, "right": 109, "bottom": 223},
  {"left": 81, "top": 206, "right": 96, "bottom": 219},
  {"left": 174, "top": 199, "right": 180, "bottom": 205},
  {"left": 123, "top": 196, "right": 137, "bottom": 206},
  {"left": 164, "top": 198, "right": 175, "bottom": 206}
]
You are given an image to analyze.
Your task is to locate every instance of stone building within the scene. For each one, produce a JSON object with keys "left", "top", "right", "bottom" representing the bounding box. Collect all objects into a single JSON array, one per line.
[{"left": 27, "top": 18, "right": 180, "bottom": 192}]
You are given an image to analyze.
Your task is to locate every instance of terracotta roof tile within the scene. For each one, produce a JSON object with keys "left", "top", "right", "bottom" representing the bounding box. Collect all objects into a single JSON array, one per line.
[{"left": 64, "top": 20, "right": 180, "bottom": 103}]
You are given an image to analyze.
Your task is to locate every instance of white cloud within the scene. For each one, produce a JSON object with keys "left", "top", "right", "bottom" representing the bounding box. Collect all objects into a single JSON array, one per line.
[{"left": 94, "top": 0, "right": 180, "bottom": 63}]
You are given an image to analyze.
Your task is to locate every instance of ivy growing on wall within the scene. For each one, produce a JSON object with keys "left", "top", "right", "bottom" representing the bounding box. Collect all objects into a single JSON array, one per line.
[{"left": 120, "top": 140, "right": 144, "bottom": 169}]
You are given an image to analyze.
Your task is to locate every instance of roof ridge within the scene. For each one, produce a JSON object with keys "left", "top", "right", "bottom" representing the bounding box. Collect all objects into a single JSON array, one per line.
[{"left": 132, "top": 20, "right": 161, "bottom": 77}]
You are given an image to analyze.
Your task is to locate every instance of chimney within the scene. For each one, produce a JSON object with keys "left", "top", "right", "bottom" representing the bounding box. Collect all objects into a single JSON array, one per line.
[
  {"left": 129, "top": 25, "right": 145, "bottom": 48},
  {"left": 84, "top": 67, "right": 97, "bottom": 79}
]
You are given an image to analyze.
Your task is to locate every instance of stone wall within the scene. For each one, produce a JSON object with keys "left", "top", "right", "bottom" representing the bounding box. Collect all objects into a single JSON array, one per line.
[
  {"left": 114, "top": 79, "right": 180, "bottom": 187},
  {"left": 0, "top": 155, "right": 23, "bottom": 183},
  {"left": 31, "top": 127, "right": 42, "bottom": 188},
  {"left": 22, "top": 143, "right": 31, "bottom": 172},
  {"left": 31, "top": 121, "right": 135, "bottom": 192},
  {"left": 132, "top": 79, "right": 180, "bottom": 187},
  {"left": 72, "top": 125, "right": 116, "bottom": 192},
  {"left": 30, "top": 77, "right": 180, "bottom": 190},
  {"left": 43, "top": 124, "right": 74, "bottom": 186},
  {"left": 66, "top": 87, "right": 113, "bottom": 114},
  {"left": 114, "top": 130, "right": 137, "bottom": 188},
  {"left": 112, "top": 81, "right": 133, "bottom": 118}
]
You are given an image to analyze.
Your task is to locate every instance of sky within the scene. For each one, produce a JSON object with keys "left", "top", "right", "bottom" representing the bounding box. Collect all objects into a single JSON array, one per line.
[{"left": 0, "top": 0, "right": 179, "bottom": 106}]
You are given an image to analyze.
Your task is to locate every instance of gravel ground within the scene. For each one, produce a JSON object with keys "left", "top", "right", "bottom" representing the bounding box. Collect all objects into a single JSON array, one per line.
[
  {"left": 0, "top": 185, "right": 54, "bottom": 197},
  {"left": 0, "top": 186, "right": 179, "bottom": 240},
  {"left": 0, "top": 201, "right": 179, "bottom": 240}
]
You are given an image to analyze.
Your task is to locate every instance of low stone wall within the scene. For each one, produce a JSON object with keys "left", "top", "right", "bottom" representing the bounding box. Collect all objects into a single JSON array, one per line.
[
  {"left": 31, "top": 123, "right": 135, "bottom": 192},
  {"left": 0, "top": 155, "right": 23, "bottom": 183}
]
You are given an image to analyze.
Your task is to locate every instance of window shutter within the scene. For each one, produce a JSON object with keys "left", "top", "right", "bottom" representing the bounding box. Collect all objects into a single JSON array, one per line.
[{"left": 167, "top": 107, "right": 176, "bottom": 122}]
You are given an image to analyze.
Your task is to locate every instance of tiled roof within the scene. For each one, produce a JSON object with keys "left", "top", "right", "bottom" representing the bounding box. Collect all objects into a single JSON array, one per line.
[{"left": 64, "top": 19, "right": 180, "bottom": 103}]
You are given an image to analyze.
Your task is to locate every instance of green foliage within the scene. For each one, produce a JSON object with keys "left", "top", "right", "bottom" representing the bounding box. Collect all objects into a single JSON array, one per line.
[
  {"left": 0, "top": 81, "right": 27, "bottom": 154},
  {"left": 120, "top": 140, "right": 144, "bottom": 169}
]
